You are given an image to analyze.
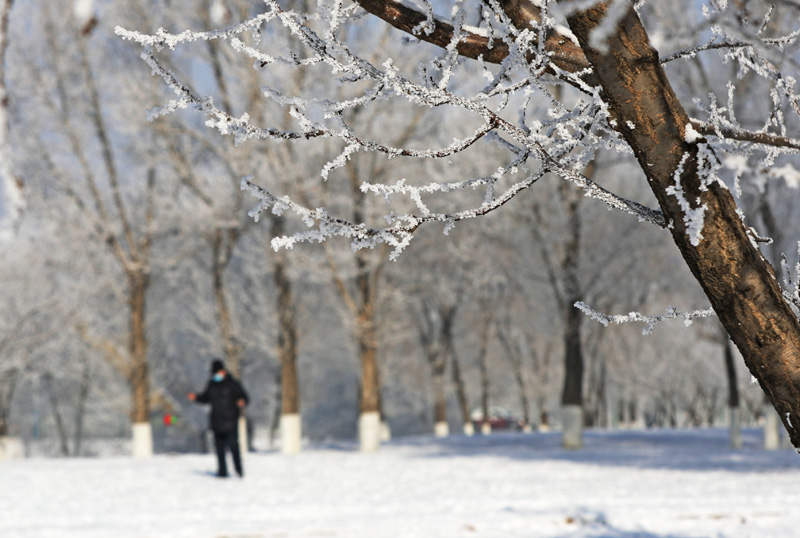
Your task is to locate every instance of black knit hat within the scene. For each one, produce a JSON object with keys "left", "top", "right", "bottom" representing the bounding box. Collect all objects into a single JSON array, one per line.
[{"left": 211, "top": 359, "right": 225, "bottom": 374}]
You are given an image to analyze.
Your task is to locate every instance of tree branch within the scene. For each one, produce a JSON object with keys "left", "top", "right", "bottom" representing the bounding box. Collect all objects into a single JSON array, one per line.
[{"left": 353, "top": 0, "right": 590, "bottom": 73}]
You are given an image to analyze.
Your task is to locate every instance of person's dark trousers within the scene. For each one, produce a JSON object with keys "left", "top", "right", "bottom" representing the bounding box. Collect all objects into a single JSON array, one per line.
[{"left": 213, "top": 430, "right": 243, "bottom": 477}]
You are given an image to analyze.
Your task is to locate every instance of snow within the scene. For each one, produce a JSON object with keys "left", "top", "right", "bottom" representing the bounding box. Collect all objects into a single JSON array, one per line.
[
  {"left": 72, "top": 0, "right": 93, "bottom": 24},
  {"left": 684, "top": 123, "right": 701, "bottom": 144},
  {"left": 2, "top": 429, "right": 799, "bottom": 538}
]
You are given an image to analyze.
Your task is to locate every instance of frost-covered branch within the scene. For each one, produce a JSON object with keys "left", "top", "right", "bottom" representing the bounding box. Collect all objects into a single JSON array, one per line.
[
  {"left": 242, "top": 159, "right": 550, "bottom": 259},
  {"left": 352, "top": 0, "right": 590, "bottom": 74},
  {"left": 119, "top": 3, "right": 666, "bottom": 245},
  {"left": 691, "top": 119, "right": 800, "bottom": 152},
  {"left": 574, "top": 301, "right": 717, "bottom": 336}
]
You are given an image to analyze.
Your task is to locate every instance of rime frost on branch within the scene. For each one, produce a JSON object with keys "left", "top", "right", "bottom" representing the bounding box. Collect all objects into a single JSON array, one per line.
[
  {"left": 666, "top": 153, "right": 707, "bottom": 246},
  {"left": 780, "top": 244, "right": 800, "bottom": 313},
  {"left": 118, "top": 0, "right": 668, "bottom": 256},
  {"left": 117, "top": 0, "right": 800, "bottom": 264},
  {"left": 574, "top": 301, "right": 716, "bottom": 336}
]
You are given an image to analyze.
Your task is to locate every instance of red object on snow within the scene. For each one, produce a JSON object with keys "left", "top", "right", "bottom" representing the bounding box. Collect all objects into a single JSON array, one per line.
[{"left": 163, "top": 414, "right": 176, "bottom": 426}]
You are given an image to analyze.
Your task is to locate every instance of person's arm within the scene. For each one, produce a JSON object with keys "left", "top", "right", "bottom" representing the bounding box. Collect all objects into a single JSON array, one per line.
[
  {"left": 189, "top": 382, "right": 211, "bottom": 404},
  {"left": 236, "top": 380, "right": 249, "bottom": 408}
]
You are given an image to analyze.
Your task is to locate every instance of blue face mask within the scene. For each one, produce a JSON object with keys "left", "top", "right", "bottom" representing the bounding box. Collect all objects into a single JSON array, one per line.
[{"left": 212, "top": 373, "right": 224, "bottom": 382}]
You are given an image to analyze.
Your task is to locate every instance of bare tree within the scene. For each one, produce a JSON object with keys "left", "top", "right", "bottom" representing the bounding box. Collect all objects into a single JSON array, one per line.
[
  {"left": 120, "top": 1, "right": 800, "bottom": 449},
  {"left": 0, "top": 0, "right": 21, "bottom": 239}
]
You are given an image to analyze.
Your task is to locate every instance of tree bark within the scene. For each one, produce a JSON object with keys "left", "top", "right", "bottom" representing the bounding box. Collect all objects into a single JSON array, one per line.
[
  {"left": 271, "top": 214, "right": 300, "bottom": 416},
  {"left": 358, "top": 309, "right": 381, "bottom": 416},
  {"left": 73, "top": 357, "right": 91, "bottom": 456},
  {"left": 43, "top": 374, "right": 69, "bottom": 456},
  {"left": 450, "top": 345, "right": 472, "bottom": 434},
  {"left": 560, "top": 186, "right": 584, "bottom": 409},
  {"left": 496, "top": 325, "right": 531, "bottom": 429},
  {"left": 212, "top": 230, "right": 242, "bottom": 376},
  {"left": 129, "top": 271, "right": 150, "bottom": 425},
  {"left": 564, "top": 3, "right": 800, "bottom": 448},
  {"left": 0, "top": 368, "right": 16, "bottom": 437},
  {"left": 477, "top": 316, "right": 492, "bottom": 433}
]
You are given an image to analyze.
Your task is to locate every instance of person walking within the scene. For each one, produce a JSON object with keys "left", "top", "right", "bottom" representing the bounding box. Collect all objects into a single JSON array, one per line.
[{"left": 189, "top": 359, "right": 249, "bottom": 478}]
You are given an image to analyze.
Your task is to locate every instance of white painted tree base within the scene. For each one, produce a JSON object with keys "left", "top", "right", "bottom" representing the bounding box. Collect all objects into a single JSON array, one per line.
[
  {"left": 281, "top": 413, "right": 302, "bottom": 454},
  {"left": 522, "top": 424, "right": 532, "bottom": 434},
  {"left": 481, "top": 422, "right": 491, "bottom": 435},
  {"left": 132, "top": 422, "right": 153, "bottom": 458},
  {"left": 729, "top": 406, "right": 742, "bottom": 450},
  {"left": 561, "top": 405, "right": 583, "bottom": 450},
  {"left": 0, "top": 436, "right": 23, "bottom": 460},
  {"left": 764, "top": 405, "right": 781, "bottom": 450},
  {"left": 359, "top": 411, "right": 381, "bottom": 452},
  {"left": 434, "top": 421, "right": 449, "bottom": 438},
  {"left": 238, "top": 416, "right": 248, "bottom": 456},
  {"left": 380, "top": 421, "right": 392, "bottom": 442},
  {"left": 462, "top": 422, "right": 475, "bottom": 436}
]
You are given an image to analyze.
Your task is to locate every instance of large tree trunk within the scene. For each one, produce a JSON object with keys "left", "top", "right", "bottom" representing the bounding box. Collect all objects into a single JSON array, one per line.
[
  {"left": 565, "top": 3, "right": 800, "bottom": 449},
  {"left": 129, "top": 271, "right": 152, "bottom": 457}
]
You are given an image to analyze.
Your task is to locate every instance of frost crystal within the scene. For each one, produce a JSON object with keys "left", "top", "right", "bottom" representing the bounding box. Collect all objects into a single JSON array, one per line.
[
  {"left": 684, "top": 123, "right": 701, "bottom": 143},
  {"left": 575, "top": 301, "right": 716, "bottom": 335},
  {"left": 666, "top": 153, "right": 707, "bottom": 247}
]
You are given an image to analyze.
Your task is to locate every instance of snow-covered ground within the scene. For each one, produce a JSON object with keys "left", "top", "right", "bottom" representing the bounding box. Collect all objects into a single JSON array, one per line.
[{"left": 2, "top": 428, "right": 799, "bottom": 538}]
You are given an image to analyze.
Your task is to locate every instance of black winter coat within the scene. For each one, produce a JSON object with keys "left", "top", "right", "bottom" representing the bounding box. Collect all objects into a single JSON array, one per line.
[{"left": 195, "top": 375, "right": 249, "bottom": 433}]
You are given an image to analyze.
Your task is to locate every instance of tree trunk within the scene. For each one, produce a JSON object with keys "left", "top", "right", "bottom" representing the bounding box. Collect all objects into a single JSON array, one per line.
[
  {"left": 129, "top": 271, "right": 152, "bottom": 457},
  {"left": 357, "top": 307, "right": 381, "bottom": 451},
  {"left": 450, "top": 347, "right": 473, "bottom": 435},
  {"left": 497, "top": 326, "right": 531, "bottom": 430},
  {"left": 0, "top": 368, "right": 17, "bottom": 437},
  {"left": 565, "top": 3, "right": 800, "bottom": 449},
  {"left": 271, "top": 214, "right": 302, "bottom": 453},
  {"left": 212, "top": 230, "right": 241, "bottom": 376},
  {"left": 477, "top": 317, "right": 492, "bottom": 434},
  {"left": 533, "top": 345, "right": 551, "bottom": 431},
  {"left": 560, "top": 185, "right": 584, "bottom": 448},
  {"left": 73, "top": 357, "right": 91, "bottom": 456},
  {"left": 432, "top": 370, "right": 448, "bottom": 437},
  {"left": 0, "top": 0, "right": 23, "bottom": 235},
  {"left": 43, "top": 374, "right": 69, "bottom": 457},
  {"left": 723, "top": 335, "right": 742, "bottom": 448},
  {"left": 764, "top": 398, "right": 782, "bottom": 450}
]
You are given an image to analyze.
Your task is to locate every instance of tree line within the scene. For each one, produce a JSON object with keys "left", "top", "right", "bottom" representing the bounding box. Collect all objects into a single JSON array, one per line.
[{"left": 0, "top": 0, "right": 797, "bottom": 457}]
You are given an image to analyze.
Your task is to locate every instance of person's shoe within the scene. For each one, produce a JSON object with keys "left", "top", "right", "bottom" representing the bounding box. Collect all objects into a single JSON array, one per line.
[{"left": 216, "top": 472, "right": 229, "bottom": 478}]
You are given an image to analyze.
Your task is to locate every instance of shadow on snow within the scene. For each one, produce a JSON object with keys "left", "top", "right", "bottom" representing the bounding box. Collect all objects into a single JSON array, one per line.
[{"left": 373, "top": 427, "right": 800, "bottom": 473}]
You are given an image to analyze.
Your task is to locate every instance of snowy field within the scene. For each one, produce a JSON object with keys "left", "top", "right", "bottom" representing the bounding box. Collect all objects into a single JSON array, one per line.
[{"left": 2, "top": 428, "right": 799, "bottom": 538}]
